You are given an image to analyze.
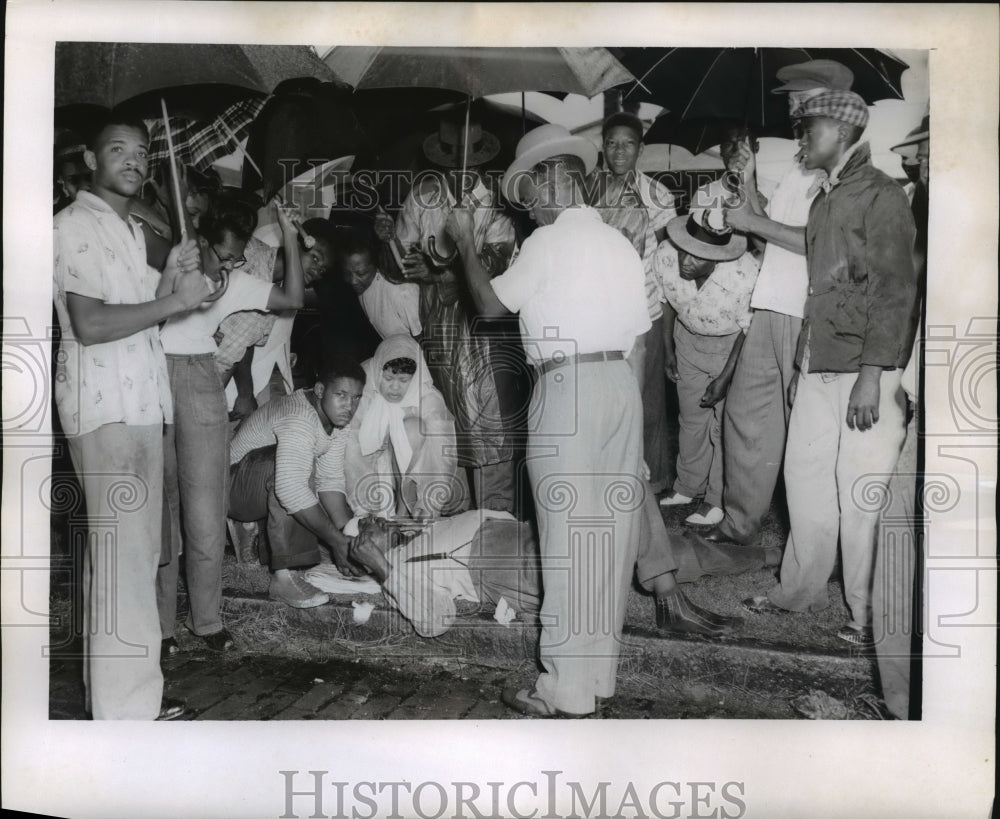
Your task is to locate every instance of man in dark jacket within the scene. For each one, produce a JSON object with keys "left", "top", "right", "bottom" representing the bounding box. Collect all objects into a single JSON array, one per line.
[{"left": 742, "top": 90, "right": 918, "bottom": 648}]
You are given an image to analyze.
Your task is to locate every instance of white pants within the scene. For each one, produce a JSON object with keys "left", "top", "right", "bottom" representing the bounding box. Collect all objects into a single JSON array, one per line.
[{"left": 769, "top": 369, "right": 907, "bottom": 629}]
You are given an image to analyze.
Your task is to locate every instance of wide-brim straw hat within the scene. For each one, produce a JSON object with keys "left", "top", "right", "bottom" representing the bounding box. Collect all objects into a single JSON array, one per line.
[
  {"left": 501, "top": 124, "right": 598, "bottom": 205},
  {"left": 423, "top": 118, "right": 501, "bottom": 169},
  {"left": 891, "top": 114, "right": 929, "bottom": 156},
  {"left": 666, "top": 210, "right": 747, "bottom": 262}
]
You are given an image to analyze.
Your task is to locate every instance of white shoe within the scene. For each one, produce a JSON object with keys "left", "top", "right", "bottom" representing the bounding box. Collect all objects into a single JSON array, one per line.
[
  {"left": 659, "top": 491, "right": 694, "bottom": 507},
  {"left": 685, "top": 506, "right": 724, "bottom": 526}
]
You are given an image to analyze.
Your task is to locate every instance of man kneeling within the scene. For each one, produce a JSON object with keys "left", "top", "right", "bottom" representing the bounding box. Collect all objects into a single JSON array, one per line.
[{"left": 228, "top": 356, "right": 365, "bottom": 607}]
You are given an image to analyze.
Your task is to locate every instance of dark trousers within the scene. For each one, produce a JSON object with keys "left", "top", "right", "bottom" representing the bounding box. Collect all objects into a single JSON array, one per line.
[{"left": 228, "top": 446, "right": 321, "bottom": 571}]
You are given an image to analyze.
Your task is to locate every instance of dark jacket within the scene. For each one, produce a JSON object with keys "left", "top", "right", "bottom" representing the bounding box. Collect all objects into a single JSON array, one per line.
[{"left": 800, "top": 142, "right": 918, "bottom": 373}]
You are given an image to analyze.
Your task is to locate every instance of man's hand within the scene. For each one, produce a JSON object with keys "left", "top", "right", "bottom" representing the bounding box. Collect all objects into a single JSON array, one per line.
[
  {"left": 172, "top": 269, "right": 212, "bottom": 311},
  {"left": 230, "top": 392, "right": 257, "bottom": 423},
  {"left": 374, "top": 211, "right": 396, "bottom": 243},
  {"left": 724, "top": 193, "right": 757, "bottom": 233},
  {"left": 274, "top": 200, "right": 298, "bottom": 237},
  {"left": 444, "top": 205, "right": 475, "bottom": 245},
  {"left": 664, "top": 346, "right": 679, "bottom": 382},
  {"left": 730, "top": 140, "right": 757, "bottom": 179},
  {"left": 700, "top": 375, "right": 731, "bottom": 408},
  {"left": 331, "top": 538, "right": 363, "bottom": 577},
  {"left": 402, "top": 249, "right": 435, "bottom": 283},
  {"left": 847, "top": 366, "right": 882, "bottom": 431},
  {"left": 164, "top": 238, "right": 201, "bottom": 279}
]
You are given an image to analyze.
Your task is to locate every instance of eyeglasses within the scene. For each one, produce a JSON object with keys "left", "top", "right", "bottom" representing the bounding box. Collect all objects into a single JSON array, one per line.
[{"left": 210, "top": 244, "right": 246, "bottom": 270}]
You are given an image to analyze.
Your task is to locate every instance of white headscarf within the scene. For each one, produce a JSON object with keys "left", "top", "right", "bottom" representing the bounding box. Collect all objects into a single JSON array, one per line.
[{"left": 357, "top": 335, "right": 435, "bottom": 471}]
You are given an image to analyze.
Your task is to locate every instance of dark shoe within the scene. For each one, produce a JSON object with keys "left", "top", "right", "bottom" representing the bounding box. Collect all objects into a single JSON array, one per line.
[
  {"left": 655, "top": 591, "right": 743, "bottom": 637},
  {"left": 741, "top": 595, "right": 791, "bottom": 615},
  {"left": 701, "top": 526, "right": 743, "bottom": 546},
  {"left": 837, "top": 625, "right": 875, "bottom": 647},
  {"left": 156, "top": 697, "right": 187, "bottom": 721},
  {"left": 200, "top": 628, "right": 235, "bottom": 652},
  {"left": 161, "top": 636, "right": 180, "bottom": 656},
  {"left": 501, "top": 687, "right": 590, "bottom": 719}
]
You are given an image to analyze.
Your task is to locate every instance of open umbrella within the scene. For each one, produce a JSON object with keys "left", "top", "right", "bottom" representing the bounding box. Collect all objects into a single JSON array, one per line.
[
  {"left": 642, "top": 115, "right": 790, "bottom": 157},
  {"left": 55, "top": 42, "right": 342, "bottom": 112},
  {"left": 615, "top": 47, "right": 909, "bottom": 129},
  {"left": 322, "top": 46, "right": 634, "bottom": 99}
]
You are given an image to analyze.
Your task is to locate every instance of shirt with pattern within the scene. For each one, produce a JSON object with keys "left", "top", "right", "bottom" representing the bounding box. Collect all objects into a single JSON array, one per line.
[
  {"left": 213, "top": 236, "right": 279, "bottom": 374},
  {"left": 229, "top": 389, "right": 349, "bottom": 514},
  {"left": 53, "top": 191, "right": 173, "bottom": 436},
  {"left": 655, "top": 243, "right": 759, "bottom": 336}
]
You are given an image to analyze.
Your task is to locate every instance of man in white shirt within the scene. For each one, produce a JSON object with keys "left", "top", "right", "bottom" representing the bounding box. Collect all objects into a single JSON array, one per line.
[
  {"left": 704, "top": 59, "right": 855, "bottom": 548},
  {"left": 340, "top": 233, "right": 422, "bottom": 340},
  {"left": 444, "top": 124, "right": 739, "bottom": 718},
  {"left": 53, "top": 114, "right": 209, "bottom": 719}
]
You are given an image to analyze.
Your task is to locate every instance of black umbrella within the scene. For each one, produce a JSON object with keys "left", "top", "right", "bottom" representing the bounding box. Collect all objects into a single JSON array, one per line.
[
  {"left": 615, "top": 47, "right": 909, "bottom": 129},
  {"left": 642, "top": 115, "right": 790, "bottom": 157}
]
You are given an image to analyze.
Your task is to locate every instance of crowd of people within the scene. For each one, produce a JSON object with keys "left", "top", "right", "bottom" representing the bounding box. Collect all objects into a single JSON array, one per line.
[{"left": 52, "top": 58, "right": 926, "bottom": 721}]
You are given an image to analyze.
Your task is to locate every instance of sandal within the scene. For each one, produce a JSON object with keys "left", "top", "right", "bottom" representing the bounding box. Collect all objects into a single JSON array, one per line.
[
  {"left": 741, "top": 595, "right": 792, "bottom": 615},
  {"left": 836, "top": 625, "right": 875, "bottom": 647}
]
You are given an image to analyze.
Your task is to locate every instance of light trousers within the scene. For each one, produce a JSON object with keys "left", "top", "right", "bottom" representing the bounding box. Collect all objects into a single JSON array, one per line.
[
  {"left": 67, "top": 423, "right": 165, "bottom": 719},
  {"left": 769, "top": 369, "right": 907, "bottom": 629}
]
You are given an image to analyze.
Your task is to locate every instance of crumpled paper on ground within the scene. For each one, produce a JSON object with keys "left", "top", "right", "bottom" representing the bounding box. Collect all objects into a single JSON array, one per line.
[
  {"left": 493, "top": 596, "right": 517, "bottom": 627},
  {"left": 352, "top": 600, "right": 376, "bottom": 624},
  {"left": 791, "top": 689, "right": 851, "bottom": 720}
]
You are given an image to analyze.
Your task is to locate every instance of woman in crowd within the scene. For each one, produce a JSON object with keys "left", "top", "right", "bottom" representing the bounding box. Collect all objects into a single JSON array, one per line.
[{"left": 346, "top": 334, "right": 467, "bottom": 521}]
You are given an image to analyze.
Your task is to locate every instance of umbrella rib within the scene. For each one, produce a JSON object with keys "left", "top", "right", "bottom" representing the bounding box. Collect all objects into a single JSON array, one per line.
[
  {"left": 849, "top": 49, "right": 905, "bottom": 98},
  {"left": 681, "top": 50, "right": 727, "bottom": 119},
  {"left": 625, "top": 47, "right": 677, "bottom": 99}
]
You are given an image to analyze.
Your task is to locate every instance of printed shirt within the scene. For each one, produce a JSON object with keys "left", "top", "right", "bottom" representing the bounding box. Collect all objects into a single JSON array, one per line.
[
  {"left": 589, "top": 170, "right": 677, "bottom": 321},
  {"left": 384, "top": 510, "right": 514, "bottom": 637},
  {"left": 396, "top": 176, "right": 514, "bottom": 256},
  {"left": 490, "top": 207, "right": 650, "bottom": 365},
  {"left": 801, "top": 142, "right": 918, "bottom": 372},
  {"left": 214, "top": 236, "right": 279, "bottom": 373},
  {"left": 748, "top": 161, "right": 823, "bottom": 318},
  {"left": 655, "top": 243, "right": 759, "bottom": 336},
  {"left": 229, "top": 389, "right": 350, "bottom": 514},
  {"left": 53, "top": 191, "right": 173, "bottom": 436}
]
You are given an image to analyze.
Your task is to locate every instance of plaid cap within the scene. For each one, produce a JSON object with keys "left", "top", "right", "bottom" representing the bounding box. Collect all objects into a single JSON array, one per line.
[{"left": 790, "top": 90, "right": 869, "bottom": 128}]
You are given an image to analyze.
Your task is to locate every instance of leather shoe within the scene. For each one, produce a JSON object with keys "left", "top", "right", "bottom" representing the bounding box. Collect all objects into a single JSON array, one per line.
[
  {"left": 156, "top": 697, "right": 187, "bottom": 721},
  {"left": 700, "top": 526, "right": 743, "bottom": 546},
  {"left": 200, "top": 628, "right": 235, "bottom": 652},
  {"left": 501, "top": 687, "right": 591, "bottom": 719},
  {"left": 655, "top": 591, "right": 742, "bottom": 637}
]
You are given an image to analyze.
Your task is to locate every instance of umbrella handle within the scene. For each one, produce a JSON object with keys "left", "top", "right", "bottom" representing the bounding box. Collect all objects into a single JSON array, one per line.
[
  {"left": 427, "top": 235, "right": 458, "bottom": 266},
  {"left": 201, "top": 268, "right": 230, "bottom": 304}
]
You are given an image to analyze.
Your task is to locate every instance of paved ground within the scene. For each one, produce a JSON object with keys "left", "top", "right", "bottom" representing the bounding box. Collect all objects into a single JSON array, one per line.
[{"left": 49, "top": 638, "right": 812, "bottom": 721}]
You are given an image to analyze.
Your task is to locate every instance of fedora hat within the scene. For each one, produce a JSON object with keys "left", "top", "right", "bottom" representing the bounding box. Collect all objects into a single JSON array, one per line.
[
  {"left": 502, "top": 124, "right": 598, "bottom": 205},
  {"left": 891, "top": 113, "right": 929, "bottom": 156},
  {"left": 423, "top": 118, "right": 500, "bottom": 169},
  {"left": 666, "top": 208, "right": 747, "bottom": 263}
]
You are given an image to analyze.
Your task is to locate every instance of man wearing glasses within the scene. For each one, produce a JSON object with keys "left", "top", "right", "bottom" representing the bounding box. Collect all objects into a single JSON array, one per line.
[{"left": 156, "top": 192, "right": 306, "bottom": 654}]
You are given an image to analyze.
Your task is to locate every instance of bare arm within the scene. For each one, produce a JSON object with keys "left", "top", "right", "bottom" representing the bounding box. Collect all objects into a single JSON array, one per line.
[
  {"left": 66, "top": 241, "right": 207, "bottom": 345},
  {"left": 700, "top": 330, "right": 746, "bottom": 407},
  {"left": 661, "top": 300, "right": 679, "bottom": 382},
  {"left": 264, "top": 205, "right": 305, "bottom": 311},
  {"left": 445, "top": 207, "right": 511, "bottom": 317},
  {"left": 291, "top": 502, "right": 359, "bottom": 576}
]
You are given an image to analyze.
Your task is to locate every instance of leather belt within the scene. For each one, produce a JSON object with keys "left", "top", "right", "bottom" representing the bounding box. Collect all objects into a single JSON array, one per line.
[{"left": 539, "top": 350, "right": 624, "bottom": 377}]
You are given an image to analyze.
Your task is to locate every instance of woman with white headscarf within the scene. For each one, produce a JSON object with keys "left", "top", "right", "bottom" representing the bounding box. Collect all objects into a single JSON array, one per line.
[{"left": 346, "top": 335, "right": 468, "bottom": 519}]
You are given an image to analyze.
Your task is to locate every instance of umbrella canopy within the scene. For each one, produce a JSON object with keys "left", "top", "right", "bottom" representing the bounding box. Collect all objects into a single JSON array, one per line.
[
  {"left": 615, "top": 47, "right": 909, "bottom": 128},
  {"left": 642, "top": 115, "right": 790, "bottom": 156},
  {"left": 55, "top": 42, "right": 342, "bottom": 112},
  {"left": 322, "top": 46, "right": 635, "bottom": 98}
]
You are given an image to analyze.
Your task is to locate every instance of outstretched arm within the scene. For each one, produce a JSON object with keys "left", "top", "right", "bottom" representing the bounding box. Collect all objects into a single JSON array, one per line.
[{"left": 444, "top": 205, "right": 511, "bottom": 317}]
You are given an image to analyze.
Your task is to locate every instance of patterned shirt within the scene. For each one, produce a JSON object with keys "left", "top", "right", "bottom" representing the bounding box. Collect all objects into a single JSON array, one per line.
[
  {"left": 655, "top": 243, "right": 759, "bottom": 336},
  {"left": 53, "top": 191, "right": 173, "bottom": 436},
  {"left": 589, "top": 170, "right": 677, "bottom": 321},
  {"left": 214, "top": 236, "right": 279, "bottom": 374},
  {"left": 229, "top": 389, "right": 349, "bottom": 514}
]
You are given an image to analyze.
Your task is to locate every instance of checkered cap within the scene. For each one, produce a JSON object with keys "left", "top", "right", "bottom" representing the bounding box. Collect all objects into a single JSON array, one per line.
[{"left": 790, "top": 90, "right": 869, "bottom": 129}]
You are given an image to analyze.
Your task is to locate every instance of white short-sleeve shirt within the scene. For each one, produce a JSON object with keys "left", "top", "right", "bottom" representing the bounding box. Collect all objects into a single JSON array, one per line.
[{"left": 490, "top": 207, "right": 651, "bottom": 366}]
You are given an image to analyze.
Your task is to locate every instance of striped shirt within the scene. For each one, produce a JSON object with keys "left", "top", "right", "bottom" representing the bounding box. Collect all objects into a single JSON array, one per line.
[{"left": 229, "top": 390, "right": 349, "bottom": 514}]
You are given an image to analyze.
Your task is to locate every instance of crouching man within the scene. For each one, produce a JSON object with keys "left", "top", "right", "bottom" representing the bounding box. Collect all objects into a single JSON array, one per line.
[{"left": 227, "top": 356, "right": 366, "bottom": 607}]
